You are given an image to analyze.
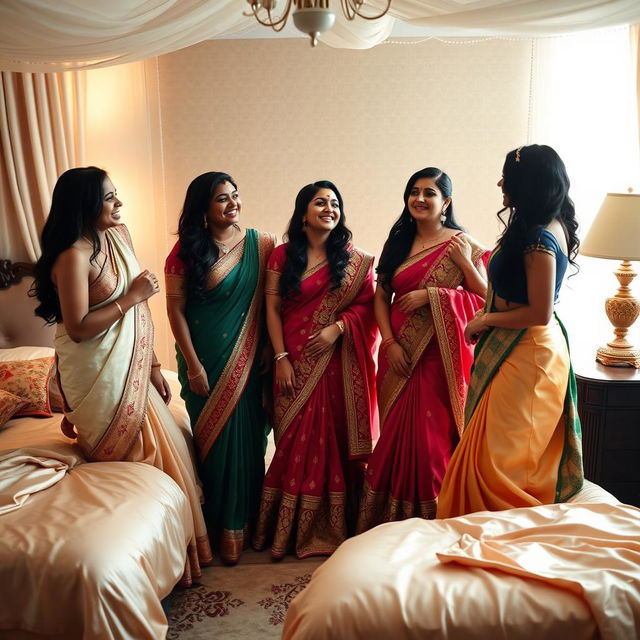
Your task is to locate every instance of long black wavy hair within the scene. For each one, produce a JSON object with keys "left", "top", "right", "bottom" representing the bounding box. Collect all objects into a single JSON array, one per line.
[
  {"left": 177, "top": 171, "right": 237, "bottom": 299},
  {"left": 377, "top": 167, "right": 463, "bottom": 290},
  {"left": 33, "top": 166, "right": 108, "bottom": 323},
  {"left": 494, "top": 144, "right": 579, "bottom": 291},
  {"left": 279, "top": 181, "right": 352, "bottom": 299}
]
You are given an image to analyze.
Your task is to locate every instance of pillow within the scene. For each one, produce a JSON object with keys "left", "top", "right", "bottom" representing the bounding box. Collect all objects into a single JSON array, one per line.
[
  {"left": 0, "top": 357, "right": 55, "bottom": 417},
  {"left": 0, "top": 389, "right": 28, "bottom": 427},
  {"left": 0, "top": 347, "right": 64, "bottom": 413}
]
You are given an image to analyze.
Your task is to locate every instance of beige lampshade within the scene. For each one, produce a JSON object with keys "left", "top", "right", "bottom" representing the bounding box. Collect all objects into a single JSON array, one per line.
[{"left": 580, "top": 193, "right": 640, "bottom": 260}]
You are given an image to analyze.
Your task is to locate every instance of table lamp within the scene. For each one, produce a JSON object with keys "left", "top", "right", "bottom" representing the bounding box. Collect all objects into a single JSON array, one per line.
[{"left": 580, "top": 192, "right": 640, "bottom": 368}]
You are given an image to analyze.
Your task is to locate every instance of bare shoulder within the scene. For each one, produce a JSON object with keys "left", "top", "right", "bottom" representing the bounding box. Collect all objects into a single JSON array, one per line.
[{"left": 51, "top": 244, "right": 90, "bottom": 284}]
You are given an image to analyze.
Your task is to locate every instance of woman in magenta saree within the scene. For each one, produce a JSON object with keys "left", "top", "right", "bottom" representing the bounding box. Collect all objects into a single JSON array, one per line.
[
  {"left": 358, "top": 168, "right": 489, "bottom": 532},
  {"left": 253, "top": 181, "right": 378, "bottom": 559}
]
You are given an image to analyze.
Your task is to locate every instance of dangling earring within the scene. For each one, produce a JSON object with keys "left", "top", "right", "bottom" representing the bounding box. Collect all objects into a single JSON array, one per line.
[
  {"left": 302, "top": 219, "right": 308, "bottom": 228},
  {"left": 440, "top": 209, "right": 447, "bottom": 224}
]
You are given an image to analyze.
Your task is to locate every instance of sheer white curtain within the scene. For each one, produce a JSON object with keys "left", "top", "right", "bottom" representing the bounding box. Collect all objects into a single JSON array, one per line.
[
  {"left": 0, "top": 71, "right": 85, "bottom": 261},
  {"left": 528, "top": 26, "right": 640, "bottom": 349}
]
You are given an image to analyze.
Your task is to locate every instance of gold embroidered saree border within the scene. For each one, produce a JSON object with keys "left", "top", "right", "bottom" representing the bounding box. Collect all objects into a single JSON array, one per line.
[
  {"left": 90, "top": 301, "right": 154, "bottom": 460},
  {"left": 378, "top": 241, "right": 485, "bottom": 426},
  {"left": 207, "top": 237, "right": 245, "bottom": 289},
  {"left": 357, "top": 483, "right": 437, "bottom": 532},
  {"left": 194, "top": 233, "right": 273, "bottom": 460},
  {"left": 273, "top": 250, "right": 371, "bottom": 444},
  {"left": 253, "top": 486, "right": 347, "bottom": 558}
]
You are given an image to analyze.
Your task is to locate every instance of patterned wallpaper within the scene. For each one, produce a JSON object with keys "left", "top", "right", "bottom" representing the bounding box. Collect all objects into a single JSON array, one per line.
[{"left": 157, "top": 37, "right": 532, "bottom": 257}]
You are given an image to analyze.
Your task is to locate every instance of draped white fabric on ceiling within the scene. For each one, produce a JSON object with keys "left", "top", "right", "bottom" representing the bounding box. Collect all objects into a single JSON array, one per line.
[{"left": 1, "top": 0, "right": 640, "bottom": 71}]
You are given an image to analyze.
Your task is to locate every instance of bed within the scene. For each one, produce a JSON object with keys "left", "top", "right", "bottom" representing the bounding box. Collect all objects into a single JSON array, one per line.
[
  {"left": 0, "top": 260, "right": 194, "bottom": 640},
  {"left": 283, "top": 466, "right": 640, "bottom": 639}
]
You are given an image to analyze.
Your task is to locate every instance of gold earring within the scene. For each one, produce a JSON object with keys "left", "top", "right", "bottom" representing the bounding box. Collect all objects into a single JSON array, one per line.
[{"left": 204, "top": 217, "right": 208, "bottom": 229}]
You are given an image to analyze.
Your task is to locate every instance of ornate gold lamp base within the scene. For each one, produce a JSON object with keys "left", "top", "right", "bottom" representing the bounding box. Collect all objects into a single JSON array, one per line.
[{"left": 596, "top": 260, "right": 640, "bottom": 368}]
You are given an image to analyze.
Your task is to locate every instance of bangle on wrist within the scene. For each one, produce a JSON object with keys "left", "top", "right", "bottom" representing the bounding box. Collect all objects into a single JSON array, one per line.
[
  {"left": 114, "top": 300, "right": 125, "bottom": 318},
  {"left": 274, "top": 352, "right": 289, "bottom": 362},
  {"left": 187, "top": 366, "right": 205, "bottom": 381},
  {"left": 381, "top": 337, "right": 397, "bottom": 348},
  {"left": 151, "top": 362, "right": 162, "bottom": 369},
  {"left": 335, "top": 319, "right": 345, "bottom": 334}
]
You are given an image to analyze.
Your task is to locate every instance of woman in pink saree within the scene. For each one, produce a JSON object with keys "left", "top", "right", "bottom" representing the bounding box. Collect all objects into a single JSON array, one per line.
[
  {"left": 253, "top": 181, "right": 378, "bottom": 558},
  {"left": 358, "top": 167, "right": 489, "bottom": 531}
]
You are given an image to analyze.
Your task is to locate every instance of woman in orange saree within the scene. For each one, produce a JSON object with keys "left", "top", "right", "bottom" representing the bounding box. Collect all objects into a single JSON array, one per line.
[
  {"left": 437, "top": 145, "right": 584, "bottom": 518},
  {"left": 358, "top": 168, "right": 489, "bottom": 532},
  {"left": 33, "top": 167, "right": 212, "bottom": 586},
  {"left": 253, "top": 181, "right": 378, "bottom": 559}
]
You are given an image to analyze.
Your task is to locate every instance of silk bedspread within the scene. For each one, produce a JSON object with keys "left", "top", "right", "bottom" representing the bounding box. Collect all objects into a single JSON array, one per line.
[
  {"left": 283, "top": 481, "right": 640, "bottom": 640},
  {"left": 0, "top": 372, "right": 193, "bottom": 640}
]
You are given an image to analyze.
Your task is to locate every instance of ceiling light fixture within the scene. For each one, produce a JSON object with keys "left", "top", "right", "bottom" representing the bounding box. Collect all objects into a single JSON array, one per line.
[{"left": 245, "top": 0, "right": 392, "bottom": 47}]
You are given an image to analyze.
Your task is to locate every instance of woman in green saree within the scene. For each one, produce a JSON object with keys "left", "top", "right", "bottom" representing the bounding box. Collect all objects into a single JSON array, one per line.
[{"left": 165, "top": 171, "right": 275, "bottom": 563}]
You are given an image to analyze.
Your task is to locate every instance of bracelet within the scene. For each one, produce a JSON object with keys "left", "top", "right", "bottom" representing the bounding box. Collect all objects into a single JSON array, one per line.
[
  {"left": 335, "top": 319, "right": 345, "bottom": 334},
  {"left": 381, "top": 337, "right": 397, "bottom": 348},
  {"left": 187, "top": 366, "right": 206, "bottom": 381},
  {"left": 274, "top": 352, "right": 289, "bottom": 362},
  {"left": 151, "top": 362, "right": 162, "bottom": 369},
  {"left": 114, "top": 301, "right": 125, "bottom": 318}
]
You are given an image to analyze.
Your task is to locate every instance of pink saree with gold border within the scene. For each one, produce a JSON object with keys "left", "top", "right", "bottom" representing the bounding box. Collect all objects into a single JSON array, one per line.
[
  {"left": 253, "top": 243, "right": 378, "bottom": 558},
  {"left": 358, "top": 235, "right": 489, "bottom": 531}
]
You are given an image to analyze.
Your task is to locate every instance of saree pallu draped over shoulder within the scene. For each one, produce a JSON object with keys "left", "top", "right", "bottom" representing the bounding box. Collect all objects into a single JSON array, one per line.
[
  {"left": 166, "top": 229, "right": 275, "bottom": 563},
  {"left": 253, "top": 245, "right": 378, "bottom": 559},
  {"left": 56, "top": 225, "right": 212, "bottom": 586},
  {"left": 436, "top": 281, "right": 584, "bottom": 519},
  {"left": 358, "top": 236, "right": 489, "bottom": 532}
]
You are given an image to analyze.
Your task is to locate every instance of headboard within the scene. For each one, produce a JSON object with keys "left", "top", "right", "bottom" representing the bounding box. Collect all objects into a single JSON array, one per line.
[{"left": 0, "top": 260, "right": 55, "bottom": 348}]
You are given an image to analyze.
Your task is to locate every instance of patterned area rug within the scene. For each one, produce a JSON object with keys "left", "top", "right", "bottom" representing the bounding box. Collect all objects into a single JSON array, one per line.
[{"left": 165, "top": 552, "right": 324, "bottom": 639}]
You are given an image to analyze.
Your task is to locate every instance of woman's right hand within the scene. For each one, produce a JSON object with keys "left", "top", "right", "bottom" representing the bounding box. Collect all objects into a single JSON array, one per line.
[
  {"left": 188, "top": 367, "right": 210, "bottom": 397},
  {"left": 386, "top": 341, "right": 411, "bottom": 378},
  {"left": 275, "top": 357, "right": 296, "bottom": 398},
  {"left": 127, "top": 270, "right": 160, "bottom": 304}
]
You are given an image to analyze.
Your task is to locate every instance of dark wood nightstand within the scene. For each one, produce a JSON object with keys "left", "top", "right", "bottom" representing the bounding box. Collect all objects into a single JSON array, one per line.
[{"left": 574, "top": 353, "right": 640, "bottom": 507}]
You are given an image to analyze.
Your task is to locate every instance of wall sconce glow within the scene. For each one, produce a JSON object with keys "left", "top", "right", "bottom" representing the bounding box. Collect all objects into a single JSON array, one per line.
[{"left": 245, "top": 0, "right": 391, "bottom": 47}]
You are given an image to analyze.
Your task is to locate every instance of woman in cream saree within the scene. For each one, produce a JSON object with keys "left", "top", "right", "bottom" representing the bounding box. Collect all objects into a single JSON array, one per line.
[{"left": 34, "top": 167, "right": 212, "bottom": 586}]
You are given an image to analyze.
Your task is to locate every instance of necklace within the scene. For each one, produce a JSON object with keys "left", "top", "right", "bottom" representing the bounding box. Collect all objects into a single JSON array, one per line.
[
  {"left": 418, "top": 225, "right": 447, "bottom": 249},
  {"left": 213, "top": 225, "right": 238, "bottom": 255}
]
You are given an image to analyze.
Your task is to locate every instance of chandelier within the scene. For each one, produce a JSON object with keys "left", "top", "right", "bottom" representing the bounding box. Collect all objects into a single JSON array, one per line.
[{"left": 245, "top": 1, "right": 392, "bottom": 47}]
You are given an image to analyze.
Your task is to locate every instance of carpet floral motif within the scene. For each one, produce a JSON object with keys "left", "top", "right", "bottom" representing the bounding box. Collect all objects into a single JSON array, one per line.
[
  {"left": 167, "top": 584, "right": 244, "bottom": 639},
  {"left": 257, "top": 573, "right": 313, "bottom": 626}
]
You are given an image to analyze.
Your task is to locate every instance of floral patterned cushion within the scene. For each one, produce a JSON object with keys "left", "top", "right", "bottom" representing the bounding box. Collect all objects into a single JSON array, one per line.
[
  {"left": 0, "top": 389, "right": 28, "bottom": 427},
  {"left": 0, "top": 357, "right": 54, "bottom": 417}
]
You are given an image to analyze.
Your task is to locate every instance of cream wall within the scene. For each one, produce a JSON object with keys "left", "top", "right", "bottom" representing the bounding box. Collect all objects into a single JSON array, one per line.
[
  {"left": 157, "top": 38, "right": 532, "bottom": 251},
  {"left": 84, "top": 37, "right": 533, "bottom": 368}
]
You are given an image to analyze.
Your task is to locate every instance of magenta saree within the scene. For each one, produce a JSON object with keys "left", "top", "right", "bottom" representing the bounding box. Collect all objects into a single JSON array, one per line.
[
  {"left": 358, "top": 235, "right": 489, "bottom": 531},
  {"left": 253, "top": 243, "right": 378, "bottom": 558}
]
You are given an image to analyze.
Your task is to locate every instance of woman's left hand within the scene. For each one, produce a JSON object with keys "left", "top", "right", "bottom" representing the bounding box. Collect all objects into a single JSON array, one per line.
[
  {"left": 306, "top": 324, "right": 341, "bottom": 358},
  {"left": 465, "top": 311, "right": 488, "bottom": 344},
  {"left": 447, "top": 234, "right": 472, "bottom": 267},
  {"left": 396, "top": 289, "right": 429, "bottom": 314},
  {"left": 151, "top": 367, "right": 172, "bottom": 404}
]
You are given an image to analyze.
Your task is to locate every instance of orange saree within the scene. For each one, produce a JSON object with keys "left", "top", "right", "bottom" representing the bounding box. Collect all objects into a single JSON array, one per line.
[{"left": 253, "top": 243, "right": 378, "bottom": 558}]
